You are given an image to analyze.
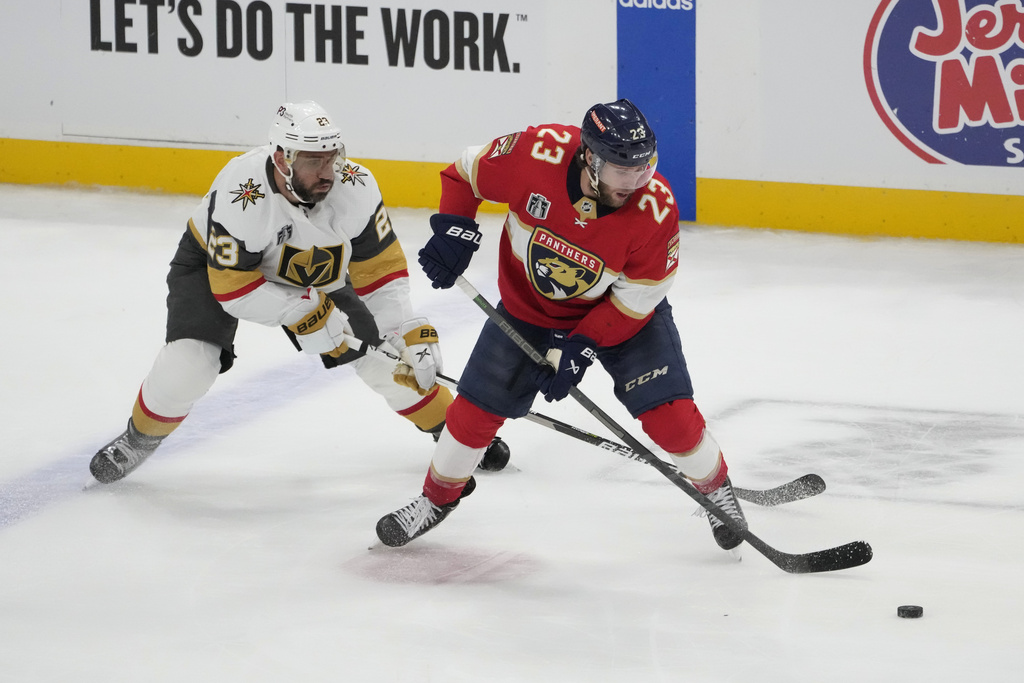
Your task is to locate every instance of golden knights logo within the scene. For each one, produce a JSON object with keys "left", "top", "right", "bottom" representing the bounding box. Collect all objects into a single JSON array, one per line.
[
  {"left": 278, "top": 243, "right": 345, "bottom": 288},
  {"left": 230, "top": 178, "right": 265, "bottom": 210},
  {"left": 339, "top": 163, "right": 367, "bottom": 186},
  {"left": 528, "top": 227, "right": 603, "bottom": 300}
]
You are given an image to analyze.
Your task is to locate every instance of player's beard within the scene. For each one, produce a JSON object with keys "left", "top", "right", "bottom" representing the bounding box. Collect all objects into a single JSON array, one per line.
[
  {"left": 597, "top": 181, "right": 635, "bottom": 209},
  {"left": 293, "top": 175, "right": 334, "bottom": 204}
]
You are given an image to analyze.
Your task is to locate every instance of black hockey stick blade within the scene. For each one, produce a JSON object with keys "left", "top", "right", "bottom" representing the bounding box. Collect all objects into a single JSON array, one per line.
[
  {"left": 733, "top": 474, "right": 826, "bottom": 507},
  {"left": 756, "top": 538, "right": 874, "bottom": 574},
  {"left": 639, "top": 449, "right": 873, "bottom": 573}
]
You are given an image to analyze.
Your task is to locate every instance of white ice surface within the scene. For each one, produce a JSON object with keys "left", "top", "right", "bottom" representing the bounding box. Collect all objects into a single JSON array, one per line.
[{"left": 0, "top": 184, "right": 1022, "bottom": 682}]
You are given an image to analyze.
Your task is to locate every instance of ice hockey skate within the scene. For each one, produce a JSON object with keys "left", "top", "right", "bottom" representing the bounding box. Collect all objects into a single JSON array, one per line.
[
  {"left": 376, "top": 477, "right": 475, "bottom": 547},
  {"left": 89, "top": 419, "right": 164, "bottom": 484},
  {"left": 702, "top": 476, "right": 747, "bottom": 551}
]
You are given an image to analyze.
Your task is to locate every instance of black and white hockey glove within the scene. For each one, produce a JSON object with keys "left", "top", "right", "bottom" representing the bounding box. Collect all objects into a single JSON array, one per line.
[
  {"left": 386, "top": 318, "right": 443, "bottom": 394},
  {"left": 286, "top": 288, "right": 353, "bottom": 358}
]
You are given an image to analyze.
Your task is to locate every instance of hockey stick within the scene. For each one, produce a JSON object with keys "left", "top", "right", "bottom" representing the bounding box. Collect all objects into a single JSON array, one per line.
[
  {"left": 343, "top": 334, "right": 825, "bottom": 506},
  {"left": 433, "top": 372, "right": 824, "bottom": 507},
  {"left": 453, "top": 276, "right": 872, "bottom": 574},
  {"left": 515, "top": 409, "right": 826, "bottom": 507}
]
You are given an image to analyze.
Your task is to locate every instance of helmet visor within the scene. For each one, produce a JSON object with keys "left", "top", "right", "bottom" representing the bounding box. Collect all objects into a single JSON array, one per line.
[{"left": 598, "top": 155, "right": 657, "bottom": 191}]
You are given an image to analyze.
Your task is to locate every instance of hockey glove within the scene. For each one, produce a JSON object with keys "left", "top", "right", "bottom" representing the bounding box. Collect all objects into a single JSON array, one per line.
[
  {"left": 286, "top": 288, "right": 353, "bottom": 358},
  {"left": 417, "top": 213, "right": 481, "bottom": 289},
  {"left": 534, "top": 332, "right": 598, "bottom": 402},
  {"left": 386, "top": 318, "right": 443, "bottom": 395}
]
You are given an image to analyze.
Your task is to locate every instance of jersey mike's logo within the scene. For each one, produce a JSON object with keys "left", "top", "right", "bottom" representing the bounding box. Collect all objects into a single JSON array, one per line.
[
  {"left": 865, "top": 0, "right": 1024, "bottom": 166},
  {"left": 527, "top": 227, "right": 603, "bottom": 300},
  {"left": 278, "top": 244, "right": 344, "bottom": 288}
]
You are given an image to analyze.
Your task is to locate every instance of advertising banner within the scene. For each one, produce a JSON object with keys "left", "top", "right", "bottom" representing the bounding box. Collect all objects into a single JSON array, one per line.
[
  {"left": 60, "top": 0, "right": 576, "bottom": 161},
  {"left": 865, "top": 0, "right": 1024, "bottom": 167},
  {"left": 617, "top": 0, "right": 696, "bottom": 220}
]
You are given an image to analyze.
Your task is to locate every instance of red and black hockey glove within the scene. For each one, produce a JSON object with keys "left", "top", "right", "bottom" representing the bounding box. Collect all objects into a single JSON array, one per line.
[{"left": 417, "top": 213, "right": 481, "bottom": 289}]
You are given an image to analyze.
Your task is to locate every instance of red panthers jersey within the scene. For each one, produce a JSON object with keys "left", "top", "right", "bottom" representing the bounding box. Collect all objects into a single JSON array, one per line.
[{"left": 439, "top": 123, "right": 680, "bottom": 347}]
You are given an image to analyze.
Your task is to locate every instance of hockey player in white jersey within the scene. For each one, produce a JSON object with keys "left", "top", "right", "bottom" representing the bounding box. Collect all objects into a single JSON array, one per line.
[{"left": 90, "top": 100, "right": 509, "bottom": 484}]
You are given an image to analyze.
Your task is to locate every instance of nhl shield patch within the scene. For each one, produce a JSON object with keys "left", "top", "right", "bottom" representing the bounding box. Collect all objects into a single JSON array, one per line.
[{"left": 527, "top": 227, "right": 603, "bottom": 300}]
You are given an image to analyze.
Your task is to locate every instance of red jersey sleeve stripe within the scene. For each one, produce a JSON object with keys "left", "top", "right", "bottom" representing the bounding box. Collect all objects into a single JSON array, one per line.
[
  {"left": 353, "top": 269, "right": 409, "bottom": 296},
  {"left": 396, "top": 385, "right": 440, "bottom": 416},
  {"left": 212, "top": 275, "right": 266, "bottom": 302}
]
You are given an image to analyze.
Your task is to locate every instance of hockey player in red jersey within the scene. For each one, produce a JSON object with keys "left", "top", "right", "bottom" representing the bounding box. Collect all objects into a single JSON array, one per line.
[
  {"left": 376, "top": 98, "right": 747, "bottom": 552},
  {"left": 90, "top": 100, "right": 508, "bottom": 485}
]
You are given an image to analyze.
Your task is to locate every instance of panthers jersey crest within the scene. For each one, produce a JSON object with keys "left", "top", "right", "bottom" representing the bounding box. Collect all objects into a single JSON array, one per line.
[{"left": 527, "top": 227, "right": 603, "bottom": 300}]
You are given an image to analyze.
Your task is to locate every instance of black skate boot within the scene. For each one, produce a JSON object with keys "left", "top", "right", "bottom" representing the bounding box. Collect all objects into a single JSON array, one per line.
[
  {"left": 376, "top": 477, "right": 476, "bottom": 547},
  {"left": 702, "top": 477, "right": 747, "bottom": 551},
  {"left": 90, "top": 419, "right": 164, "bottom": 484}
]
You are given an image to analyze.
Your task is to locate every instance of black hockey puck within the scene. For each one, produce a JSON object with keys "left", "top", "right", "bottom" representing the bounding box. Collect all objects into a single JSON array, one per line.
[{"left": 897, "top": 605, "right": 923, "bottom": 619}]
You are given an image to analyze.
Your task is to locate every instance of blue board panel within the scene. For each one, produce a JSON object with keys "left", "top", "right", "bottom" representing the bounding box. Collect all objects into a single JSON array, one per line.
[{"left": 617, "top": 2, "right": 696, "bottom": 221}]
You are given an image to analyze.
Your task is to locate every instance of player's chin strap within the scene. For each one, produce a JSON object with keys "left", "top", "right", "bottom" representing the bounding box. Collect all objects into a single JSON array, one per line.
[
  {"left": 584, "top": 152, "right": 604, "bottom": 200},
  {"left": 273, "top": 154, "right": 313, "bottom": 204},
  {"left": 343, "top": 333, "right": 826, "bottom": 508}
]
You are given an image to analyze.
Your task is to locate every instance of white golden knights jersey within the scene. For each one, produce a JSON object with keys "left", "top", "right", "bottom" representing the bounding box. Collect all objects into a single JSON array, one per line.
[
  {"left": 187, "top": 146, "right": 413, "bottom": 334},
  {"left": 440, "top": 124, "right": 681, "bottom": 348}
]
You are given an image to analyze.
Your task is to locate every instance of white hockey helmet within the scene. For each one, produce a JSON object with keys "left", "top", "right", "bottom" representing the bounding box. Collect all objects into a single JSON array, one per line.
[{"left": 268, "top": 100, "right": 345, "bottom": 163}]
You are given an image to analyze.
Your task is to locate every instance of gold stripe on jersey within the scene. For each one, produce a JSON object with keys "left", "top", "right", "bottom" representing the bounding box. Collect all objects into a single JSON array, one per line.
[
  {"left": 609, "top": 292, "right": 652, "bottom": 320},
  {"left": 617, "top": 271, "right": 674, "bottom": 287},
  {"left": 576, "top": 267, "right": 621, "bottom": 301},
  {"left": 208, "top": 266, "right": 264, "bottom": 299},
  {"left": 467, "top": 145, "right": 489, "bottom": 201},
  {"left": 348, "top": 241, "right": 408, "bottom": 291},
  {"left": 187, "top": 217, "right": 205, "bottom": 247}
]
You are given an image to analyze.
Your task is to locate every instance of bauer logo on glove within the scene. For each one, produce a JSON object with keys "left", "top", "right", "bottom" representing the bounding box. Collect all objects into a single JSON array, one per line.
[
  {"left": 418, "top": 213, "right": 481, "bottom": 289},
  {"left": 286, "top": 288, "right": 353, "bottom": 357},
  {"left": 386, "top": 318, "right": 444, "bottom": 394},
  {"left": 292, "top": 299, "right": 332, "bottom": 334}
]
